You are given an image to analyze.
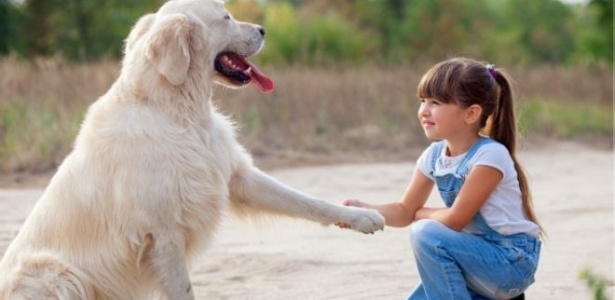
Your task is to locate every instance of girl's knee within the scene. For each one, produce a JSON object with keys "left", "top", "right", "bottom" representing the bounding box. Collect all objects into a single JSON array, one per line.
[{"left": 409, "top": 219, "right": 447, "bottom": 246}]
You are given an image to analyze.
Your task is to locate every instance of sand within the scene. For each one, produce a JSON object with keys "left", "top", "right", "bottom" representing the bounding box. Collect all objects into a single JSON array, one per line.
[{"left": 0, "top": 141, "right": 612, "bottom": 299}]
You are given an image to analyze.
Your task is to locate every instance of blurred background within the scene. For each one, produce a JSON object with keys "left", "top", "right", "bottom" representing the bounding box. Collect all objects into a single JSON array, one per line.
[{"left": 0, "top": 0, "right": 612, "bottom": 175}]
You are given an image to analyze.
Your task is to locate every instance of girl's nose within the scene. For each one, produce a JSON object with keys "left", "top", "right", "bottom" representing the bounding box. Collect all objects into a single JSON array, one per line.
[{"left": 418, "top": 103, "right": 429, "bottom": 117}]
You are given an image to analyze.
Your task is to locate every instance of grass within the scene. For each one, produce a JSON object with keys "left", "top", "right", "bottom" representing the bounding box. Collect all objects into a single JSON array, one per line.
[
  {"left": 579, "top": 268, "right": 613, "bottom": 300},
  {"left": 518, "top": 98, "right": 613, "bottom": 138},
  {"left": 0, "top": 57, "right": 612, "bottom": 174},
  {"left": 0, "top": 102, "right": 86, "bottom": 172}
]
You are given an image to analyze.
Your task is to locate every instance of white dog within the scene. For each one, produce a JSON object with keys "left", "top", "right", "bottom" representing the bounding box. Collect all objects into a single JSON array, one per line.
[{"left": 0, "top": 0, "right": 384, "bottom": 299}]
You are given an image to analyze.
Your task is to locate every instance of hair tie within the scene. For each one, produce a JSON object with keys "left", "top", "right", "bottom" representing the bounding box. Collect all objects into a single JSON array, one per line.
[{"left": 486, "top": 64, "right": 497, "bottom": 79}]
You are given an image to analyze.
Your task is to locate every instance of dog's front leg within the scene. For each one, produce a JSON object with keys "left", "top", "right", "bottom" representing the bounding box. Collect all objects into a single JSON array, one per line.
[
  {"left": 141, "top": 232, "right": 195, "bottom": 300},
  {"left": 229, "top": 167, "right": 384, "bottom": 233}
]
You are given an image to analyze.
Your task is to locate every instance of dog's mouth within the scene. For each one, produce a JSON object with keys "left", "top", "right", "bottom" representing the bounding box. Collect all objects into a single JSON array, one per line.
[{"left": 214, "top": 52, "right": 274, "bottom": 93}]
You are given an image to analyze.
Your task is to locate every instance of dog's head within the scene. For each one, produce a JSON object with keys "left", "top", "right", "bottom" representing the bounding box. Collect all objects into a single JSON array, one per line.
[{"left": 123, "top": 0, "right": 273, "bottom": 93}]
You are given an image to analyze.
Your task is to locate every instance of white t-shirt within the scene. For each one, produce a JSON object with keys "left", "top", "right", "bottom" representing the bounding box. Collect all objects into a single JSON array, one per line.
[{"left": 417, "top": 141, "right": 540, "bottom": 237}]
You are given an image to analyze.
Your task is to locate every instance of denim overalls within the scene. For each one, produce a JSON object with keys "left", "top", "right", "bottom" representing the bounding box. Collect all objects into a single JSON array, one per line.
[{"left": 407, "top": 138, "right": 541, "bottom": 300}]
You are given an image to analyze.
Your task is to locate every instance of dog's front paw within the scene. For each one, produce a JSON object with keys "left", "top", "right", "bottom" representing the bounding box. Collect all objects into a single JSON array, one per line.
[{"left": 346, "top": 207, "right": 385, "bottom": 234}]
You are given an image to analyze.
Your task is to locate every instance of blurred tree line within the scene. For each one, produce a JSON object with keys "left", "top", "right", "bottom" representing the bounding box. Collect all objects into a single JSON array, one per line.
[{"left": 0, "top": 0, "right": 612, "bottom": 66}]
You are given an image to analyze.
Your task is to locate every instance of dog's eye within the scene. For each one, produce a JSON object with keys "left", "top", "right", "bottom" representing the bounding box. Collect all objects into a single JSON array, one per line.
[{"left": 223, "top": 14, "right": 231, "bottom": 20}]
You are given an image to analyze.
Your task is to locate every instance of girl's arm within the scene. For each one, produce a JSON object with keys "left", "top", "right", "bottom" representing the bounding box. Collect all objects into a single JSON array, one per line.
[
  {"left": 414, "top": 165, "right": 502, "bottom": 231},
  {"left": 343, "top": 168, "right": 434, "bottom": 228}
]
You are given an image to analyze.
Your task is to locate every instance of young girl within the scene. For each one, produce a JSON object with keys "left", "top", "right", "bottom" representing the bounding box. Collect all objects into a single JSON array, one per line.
[{"left": 338, "top": 57, "right": 542, "bottom": 300}]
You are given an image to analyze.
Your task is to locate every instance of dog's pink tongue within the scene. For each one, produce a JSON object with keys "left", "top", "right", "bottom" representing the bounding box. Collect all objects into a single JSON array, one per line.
[{"left": 247, "top": 62, "right": 274, "bottom": 93}]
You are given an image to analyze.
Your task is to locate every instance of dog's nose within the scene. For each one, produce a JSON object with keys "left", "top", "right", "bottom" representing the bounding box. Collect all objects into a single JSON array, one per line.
[{"left": 258, "top": 26, "right": 265, "bottom": 37}]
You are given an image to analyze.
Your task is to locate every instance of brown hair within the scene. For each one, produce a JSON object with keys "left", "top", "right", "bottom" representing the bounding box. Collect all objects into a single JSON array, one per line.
[{"left": 417, "top": 57, "right": 544, "bottom": 235}]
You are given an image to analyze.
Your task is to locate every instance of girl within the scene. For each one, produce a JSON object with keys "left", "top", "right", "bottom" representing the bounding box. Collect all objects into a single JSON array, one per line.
[{"left": 339, "top": 57, "right": 543, "bottom": 300}]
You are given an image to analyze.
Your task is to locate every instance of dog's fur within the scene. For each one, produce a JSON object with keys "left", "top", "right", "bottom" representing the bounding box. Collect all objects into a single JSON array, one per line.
[{"left": 0, "top": 0, "right": 384, "bottom": 299}]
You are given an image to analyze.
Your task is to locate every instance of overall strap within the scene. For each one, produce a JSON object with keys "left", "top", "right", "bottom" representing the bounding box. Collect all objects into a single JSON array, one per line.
[
  {"left": 429, "top": 141, "right": 446, "bottom": 176},
  {"left": 455, "top": 137, "right": 494, "bottom": 177}
]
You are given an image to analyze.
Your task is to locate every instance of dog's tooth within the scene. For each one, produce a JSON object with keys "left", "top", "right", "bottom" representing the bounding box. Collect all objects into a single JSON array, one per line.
[{"left": 245, "top": 67, "right": 252, "bottom": 74}]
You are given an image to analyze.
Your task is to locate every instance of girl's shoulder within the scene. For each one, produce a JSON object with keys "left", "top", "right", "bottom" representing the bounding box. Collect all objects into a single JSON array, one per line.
[
  {"left": 479, "top": 139, "right": 509, "bottom": 154},
  {"left": 473, "top": 139, "right": 514, "bottom": 169}
]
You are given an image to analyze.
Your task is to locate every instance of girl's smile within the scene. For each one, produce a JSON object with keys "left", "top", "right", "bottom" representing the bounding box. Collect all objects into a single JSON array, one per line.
[
  {"left": 421, "top": 120, "right": 435, "bottom": 128},
  {"left": 418, "top": 98, "right": 467, "bottom": 140}
]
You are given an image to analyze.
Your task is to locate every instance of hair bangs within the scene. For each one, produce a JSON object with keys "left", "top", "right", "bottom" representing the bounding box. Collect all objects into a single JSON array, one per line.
[{"left": 416, "top": 64, "right": 454, "bottom": 104}]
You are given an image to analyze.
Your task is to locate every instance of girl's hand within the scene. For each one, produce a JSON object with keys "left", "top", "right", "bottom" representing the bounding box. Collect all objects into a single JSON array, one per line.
[{"left": 342, "top": 199, "right": 364, "bottom": 208}]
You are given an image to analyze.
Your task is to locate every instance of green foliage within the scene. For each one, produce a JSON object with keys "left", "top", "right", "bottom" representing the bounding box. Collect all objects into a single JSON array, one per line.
[
  {"left": 0, "top": 0, "right": 8, "bottom": 54},
  {"left": 398, "top": 0, "right": 496, "bottom": 61},
  {"left": 0, "top": 0, "right": 27, "bottom": 55},
  {"left": 499, "top": 0, "right": 574, "bottom": 64},
  {"left": 579, "top": 268, "right": 612, "bottom": 300},
  {"left": 259, "top": 3, "right": 304, "bottom": 64},
  {"left": 260, "top": 3, "right": 371, "bottom": 65},
  {"left": 0, "top": 0, "right": 611, "bottom": 66},
  {"left": 9, "top": 0, "right": 164, "bottom": 60},
  {"left": 517, "top": 99, "right": 613, "bottom": 138},
  {"left": 0, "top": 101, "right": 78, "bottom": 172},
  {"left": 573, "top": 0, "right": 613, "bottom": 65},
  {"left": 271, "top": 0, "right": 610, "bottom": 66},
  {"left": 306, "top": 12, "right": 370, "bottom": 65}
]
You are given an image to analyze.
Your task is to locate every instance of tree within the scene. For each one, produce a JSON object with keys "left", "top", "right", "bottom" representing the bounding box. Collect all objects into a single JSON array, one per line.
[
  {"left": 0, "top": 0, "right": 9, "bottom": 54},
  {"left": 23, "top": 0, "right": 56, "bottom": 57},
  {"left": 588, "top": 0, "right": 613, "bottom": 63},
  {"left": 500, "top": 0, "right": 574, "bottom": 64},
  {"left": 0, "top": 0, "right": 609, "bottom": 66},
  {"left": 54, "top": 0, "right": 165, "bottom": 60},
  {"left": 16, "top": 0, "right": 164, "bottom": 60}
]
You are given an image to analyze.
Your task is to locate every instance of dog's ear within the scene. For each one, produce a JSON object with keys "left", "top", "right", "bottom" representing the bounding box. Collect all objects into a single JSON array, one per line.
[
  {"left": 145, "top": 14, "right": 193, "bottom": 86},
  {"left": 124, "top": 14, "right": 155, "bottom": 54}
]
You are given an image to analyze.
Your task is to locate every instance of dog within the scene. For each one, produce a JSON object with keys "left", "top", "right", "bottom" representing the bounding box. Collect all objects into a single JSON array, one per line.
[{"left": 0, "top": 0, "right": 384, "bottom": 299}]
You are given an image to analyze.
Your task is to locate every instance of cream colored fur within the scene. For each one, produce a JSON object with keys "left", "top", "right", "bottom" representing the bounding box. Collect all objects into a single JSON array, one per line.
[{"left": 0, "top": 0, "right": 384, "bottom": 299}]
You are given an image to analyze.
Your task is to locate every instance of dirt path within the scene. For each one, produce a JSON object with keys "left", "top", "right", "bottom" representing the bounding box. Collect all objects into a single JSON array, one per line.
[{"left": 0, "top": 142, "right": 612, "bottom": 299}]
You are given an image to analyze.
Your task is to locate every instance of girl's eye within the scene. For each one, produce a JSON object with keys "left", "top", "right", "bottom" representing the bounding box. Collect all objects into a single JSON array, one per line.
[{"left": 421, "top": 98, "right": 440, "bottom": 105}]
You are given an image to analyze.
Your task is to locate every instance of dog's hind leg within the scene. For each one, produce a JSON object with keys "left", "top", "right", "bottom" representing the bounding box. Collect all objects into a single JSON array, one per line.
[
  {"left": 3, "top": 252, "right": 94, "bottom": 300},
  {"left": 140, "top": 232, "right": 194, "bottom": 300}
]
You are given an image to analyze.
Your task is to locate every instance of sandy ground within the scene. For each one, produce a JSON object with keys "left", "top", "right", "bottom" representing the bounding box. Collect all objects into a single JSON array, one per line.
[{"left": 0, "top": 141, "right": 612, "bottom": 299}]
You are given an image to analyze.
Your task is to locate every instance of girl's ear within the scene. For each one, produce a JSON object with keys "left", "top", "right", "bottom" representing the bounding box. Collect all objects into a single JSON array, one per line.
[{"left": 465, "top": 104, "right": 483, "bottom": 125}]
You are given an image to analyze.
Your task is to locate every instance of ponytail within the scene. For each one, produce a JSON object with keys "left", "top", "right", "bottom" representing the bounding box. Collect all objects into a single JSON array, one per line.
[{"left": 489, "top": 70, "right": 545, "bottom": 236}]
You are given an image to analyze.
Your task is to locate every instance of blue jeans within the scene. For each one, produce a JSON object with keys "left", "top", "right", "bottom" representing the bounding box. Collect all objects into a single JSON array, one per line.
[
  {"left": 407, "top": 138, "right": 540, "bottom": 299},
  {"left": 406, "top": 220, "right": 540, "bottom": 300}
]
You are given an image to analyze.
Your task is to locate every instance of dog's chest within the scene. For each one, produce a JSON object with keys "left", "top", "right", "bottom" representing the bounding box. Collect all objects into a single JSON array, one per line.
[{"left": 195, "top": 114, "right": 236, "bottom": 177}]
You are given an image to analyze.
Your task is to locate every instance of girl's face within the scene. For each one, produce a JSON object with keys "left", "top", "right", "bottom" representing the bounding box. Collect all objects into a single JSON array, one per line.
[{"left": 417, "top": 98, "right": 469, "bottom": 140}]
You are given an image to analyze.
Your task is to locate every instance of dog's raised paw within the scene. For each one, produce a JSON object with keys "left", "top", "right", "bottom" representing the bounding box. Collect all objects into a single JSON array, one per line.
[{"left": 349, "top": 208, "right": 385, "bottom": 234}]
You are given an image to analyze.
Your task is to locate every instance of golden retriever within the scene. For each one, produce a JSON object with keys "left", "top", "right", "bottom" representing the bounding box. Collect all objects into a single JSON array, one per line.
[{"left": 0, "top": 0, "right": 384, "bottom": 299}]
